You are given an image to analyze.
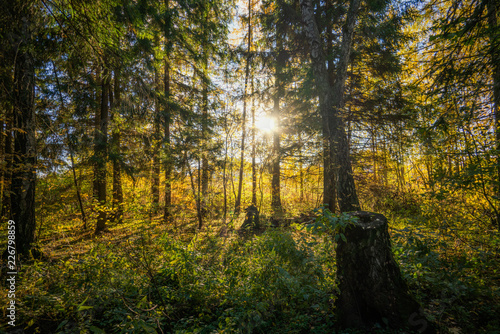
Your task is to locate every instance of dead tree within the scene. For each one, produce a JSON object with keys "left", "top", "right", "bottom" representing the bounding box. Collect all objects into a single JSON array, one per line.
[
  {"left": 239, "top": 205, "right": 260, "bottom": 234},
  {"left": 336, "top": 211, "right": 435, "bottom": 333}
]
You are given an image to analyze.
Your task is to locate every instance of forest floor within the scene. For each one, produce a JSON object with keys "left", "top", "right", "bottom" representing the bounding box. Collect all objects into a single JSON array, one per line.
[{"left": 1, "top": 210, "right": 500, "bottom": 334}]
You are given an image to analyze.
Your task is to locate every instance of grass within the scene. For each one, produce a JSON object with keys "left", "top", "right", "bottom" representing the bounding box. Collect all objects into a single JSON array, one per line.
[{"left": 1, "top": 207, "right": 499, "bottom": 334}]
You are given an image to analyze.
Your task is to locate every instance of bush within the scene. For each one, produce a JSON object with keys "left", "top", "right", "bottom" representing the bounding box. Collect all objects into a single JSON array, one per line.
[{"left": 153, "top": 230, "right": 336, "bottom": 333}]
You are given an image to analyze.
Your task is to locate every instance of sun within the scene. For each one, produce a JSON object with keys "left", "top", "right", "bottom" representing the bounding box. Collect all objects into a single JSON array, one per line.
[{"left": 255, "top": 116, "right": 276, "bottom": 133}]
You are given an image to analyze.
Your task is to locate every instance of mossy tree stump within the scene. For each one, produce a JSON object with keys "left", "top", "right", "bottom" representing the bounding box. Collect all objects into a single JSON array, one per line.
[{"left": 335, "top": 211, "right": 435, "bottom": 333}]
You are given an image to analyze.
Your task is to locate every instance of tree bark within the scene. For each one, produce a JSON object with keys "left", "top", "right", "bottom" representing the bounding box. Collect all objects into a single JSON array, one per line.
[
  {"left": 324, "top": 0, "right": 337, "bottom": 212},
  {"left": 201, "top": 49, "right": 209, "bottom": 218},
  {"left": 163, "top": 58, "right": 172, "bottom": 223},
  {"left": 298, "top": 132, "right": 304, "bottom": 202},
  {"left": 112, "top": 69, "right": 124, "bottom": 224},
  {"left": 336, "top": 211, "right": 435, "bottom": 333},
  {"left": 251, "top": 70, "right": 257, "bottom": 206},
  {"left": 1, "top": 111, "right": 13, "bottom": 221},
  {"left": 69, "top": 142, "right": 87, "bottom": 228},
  {"left": 152, "top": 67, "right": 161, "bottom": 214},
  {"left": 186, "top": 153, "right": 203, "bottom": 229},
  {"left": 488, "top": 0, "right": 500, "bottom": 230},
  {"left": 234, "top": 0, "right": 253, "bottom": 215},
  {"left": 300, "top": 0, "right": 361, "bottom": 212},
  {"left": 164, "top": 0, "right": 172, "bottom": 224},
  {"left": 223, "top": 128, "right": 229, "bottom": 222},
  {"left": 271, "top": 53, "right": 283, "bottom": 216},
  {"left": 5, "top": 1, "right": 37, "bottom": 255},
  {"left": 0, "top": 115, "right": 5, "bottom": 218},
  {"left": 94, "top": 64, "right": 109, "bottom": 234}
]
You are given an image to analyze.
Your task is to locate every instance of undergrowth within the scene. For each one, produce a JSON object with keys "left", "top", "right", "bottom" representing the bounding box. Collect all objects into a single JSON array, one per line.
[{"left": 1, "top": 205, "right": 499, "bottom": 333}]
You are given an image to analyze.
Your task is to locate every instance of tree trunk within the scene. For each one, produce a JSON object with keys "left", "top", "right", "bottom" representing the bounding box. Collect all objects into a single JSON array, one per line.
[
  {"left": 94, "top": 64, "right": 109, "bottom": 234},
  {"left": 201, "top": 51, "right": 209, "bottom": 218},
  {"left": 271, "top": 85, "right": 282, "bottom": 215},
  {"left": 152, "top": 67, "right": 161, "bottom": 214},
  {"left": 324, "top": 0, "right": 337, "bottom": 212},
  {"left": 6, "top": 1, "right": 37, "bottom": 256},
  {"left": 328, "top": 0, "right": 361, "bottom": 212},
  {"left": 112, "top": 69, "right": 124, "bottom": 224},
  {"left": 322, "top": 135, "right": 336, "bottom": 211},
  {"left": 251, "top": 71, "right": 257, "bottom": 206},
  {"left": 271, "top": 44, "right": 283, "bottom": 216},
  {"left": 93, "top": 67, "right": 101, "bottom": 201},
  {"left": 186, "top": 153, "right": 203, "bottom": 229},
  {"left": 300, "top": 0, "right": 360, "bottom": 213},
  {"left": 69, "top": 143, "right": 87, "bottom": 228},
  {"left": 223, "top": 128, "right": 229, "bottom": 222},
  {"left": 0, "top": 115, "right": 4, "bottom": 218},
  {"left": 371, "top": 123, "right": 378, "bottom": 182},
  {"left": 164, "top": 58, "right": 172, "bottom": 223},
  {"left": 1, "top": 111, "right": 12, "bottom": 220},
  {"left": 234, "top": 0, "right": 253, "bottom": 215},
  {"left": 298, "top": 132, "right": 304, "bottom": 202},
  {"left": 164, "top": 0, "right": 172, "bottom": 223},
  {"left": 488, "top": 0, "right": 500, "bottom": 231},
  {"left": 336, "top": 211, "right": 435, "bottom": 333}
]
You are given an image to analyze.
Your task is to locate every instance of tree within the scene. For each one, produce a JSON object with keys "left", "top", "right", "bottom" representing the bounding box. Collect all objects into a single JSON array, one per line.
[
  {"left": 1, "top": 0, "right": 37, "bottom": 256},
  {"left": 152, "top": 64, "right": 161, "bottom": 214},
  {"left": 111, "top": 69, "right": 124, "bottom": 224},
  {"left": 234, "top": 0, "right": 254, "bottom": 215},
  {"left": 300, "top": 0, "right": 361, "bottom": 212},
  {"left": 94, "top": 64, "right": 110, "bottom": 233},
  {"left": 271, "top": 42, "right": 284, "bottom": 216},
  {"left": 425, "top": 0, "right": 500, "bottom": 229}
]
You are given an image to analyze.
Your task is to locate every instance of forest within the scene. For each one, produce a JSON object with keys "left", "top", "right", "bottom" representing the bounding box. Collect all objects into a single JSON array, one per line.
[{"left": 1, "top": 0, "right": 499, "bottom": 332}]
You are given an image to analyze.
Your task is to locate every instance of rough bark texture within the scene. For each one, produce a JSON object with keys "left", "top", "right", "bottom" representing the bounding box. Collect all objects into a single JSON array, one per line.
[
  {"left": 336, "top": 211, "right": 434, "bottom": 333},
  {"left": 300, "top": 0, "right": 360, "bottom": 212},
  {"left": 323, "top": 0, "right": 337, "bottom": 212},
  {"left": 3, "top": 1, "right": 37, "bottom": 256},
  {"left": 12, "top": 5, "right": 37, "bottom": 255},
  {"left": 322, "top": 137, "right": 336, "bottom": 211}
]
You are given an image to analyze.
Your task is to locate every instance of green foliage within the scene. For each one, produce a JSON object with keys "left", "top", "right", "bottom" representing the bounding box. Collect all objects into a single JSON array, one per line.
[
  {"left": 152, "top": 230, "right": 335, "bottom": 333},
  {"left": 2, "top": 208, "right": 499, "bottom": 334},
  {"left": 302, "top": 206, "right": 357, "bottom": 243},
  {"left": 4, "top": 233, "right": 165, "bottom": 334},
  {"left": 390, "top": 216, "right": 500, "bottom": 333}
]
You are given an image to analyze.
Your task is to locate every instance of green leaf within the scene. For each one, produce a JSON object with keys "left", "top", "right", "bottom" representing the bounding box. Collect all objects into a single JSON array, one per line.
[
  {"left": 56, "top": 320, "right": 68, "bottom": 331},
  {"left": 90, "top": 326, "right": 106, "bottom": 334},
  {"left": 140, "top": 322, "right": 158, "bottom": 333},
  {"left": 76, "top": 297, "right": 93, "bottom": 312}
]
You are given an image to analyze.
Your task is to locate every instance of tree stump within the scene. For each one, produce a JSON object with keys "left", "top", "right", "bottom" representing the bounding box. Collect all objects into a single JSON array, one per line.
[
  {"left": 239, "top": 205, "right": 260, "bottom": 233},
  {"left": 336, "top": 211, "right": 435, "bottom": 333}
]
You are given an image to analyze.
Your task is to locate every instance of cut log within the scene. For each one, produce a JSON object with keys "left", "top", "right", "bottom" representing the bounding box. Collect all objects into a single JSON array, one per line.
[{"left": 336, "top": 211, "right": 435, "bottom": 333}]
